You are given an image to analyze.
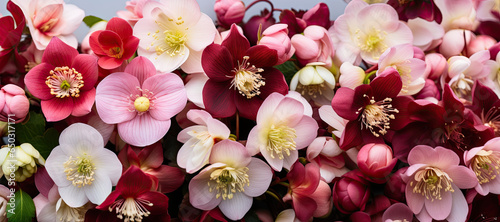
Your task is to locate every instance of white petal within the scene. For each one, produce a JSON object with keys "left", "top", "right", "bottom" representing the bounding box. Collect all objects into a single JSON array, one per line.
[
  {"left": 45, "top": 146, "right": 71, "bottom": 187},
  {"left": 218, "top": 192, "right": 253, "bottom": 221},
  {"left": 244, "top": 158, "right": 272, "bottom": 197},
  {"left": 84, "top": 172, "right": 112, "bottom": 205},
  {"left": 59, "top": 123, "right": 104, "bottom": 155},
  {"left": 58, "top": 185, "right": 88, "bottom": 208},
  {"left": 92, "top": 149, "right": 122, "bottom": 185}
]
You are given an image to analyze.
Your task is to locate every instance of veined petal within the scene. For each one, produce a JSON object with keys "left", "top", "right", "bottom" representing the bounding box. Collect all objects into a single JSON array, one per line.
[
  {"left": 244, "top": 158, "right": 272, "bottom": 197},
  {"left": 124, "top": 56, "right": 157, "bottom": 85},
  {"left": 71, "top": 54, "right": 98, "bottom": 91},
  {"left": 84, "top": 171, "right": 112, "bottom": 205},
  {"left": 142, "top": 73, "right": 187, "bottom": 121},
  {"left": 59, "top": 123, "right": 104, "bottom": 155},
  {"left": 45, "top": 146, "right": 71, "bottom": 187},
  {"left": 221, "top": 24, "right": 250, "bottom": 62},
  {"left": 58, "top": 184, "right": 88, "bottom": 208},
  {"left": 218, "top": 192, "right": 253, "bottom": 221},
  {"left": 184, "top": 13, "right": 217, "bottom": 52},
  {"left": 189, "top": 170, "right": 220, "bottom": 210},
  {"left": 118, "top": 114, "right": 171, "bottom": 147},
  {"left": 70, "top": 89, "right": 95, "bottom": 117},
  {"left": 92, "top": 149, "right": 122, "bottom": 186},
  {"left": 209, "top": 139, "right": 251, "bottom": 168},
  {"left": 106, "top": 17, "right": 133, "bottom": 38},
  {"left": 42, "top": 37, "right": 78, "bottom": 68},
  {"left": 201, "top": 44, "right": 234, "bottom": 81},
  {"left": 424, "top": 189, "right": 452, "bottom": 220},
  {"left": 41, "top": 97, "right": 73, "bottom": 122},
  {"left": 25, "top": 63, "right": 56, "bottom": 100}
]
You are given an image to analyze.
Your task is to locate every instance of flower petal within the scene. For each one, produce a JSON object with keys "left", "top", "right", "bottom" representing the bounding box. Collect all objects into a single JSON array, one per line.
[
  {"left": 142, "top": 73, "right": 187, "bottom": 121},
  {"left": 445, "top": 184, "right": 468, "bottom": 222},
  {"left": 218, "top": 192, "right": 253, "bottom": 221},
  {"left": 59, "top": 123, "right": 104, "bottom": 154},
  {"left": 446, "top": 165, "right": 477, "bottom": 189},
  {"left": 106, "top": 17, "right": 133, "bottom": 38},
  {"left": 201, "top": 44, "right": 234, "bottom": 81},
  {"left": 189, "top": 171, "right": 221, "bottom": 210},
  {"left": 243, "top": 158, "right": 272, "bottom": 197},
  {"left": 202, "top": 80, "right": 236, "bottom": 118},
  {"left": 70, "top": 88, "right": 95, "bottom": 117},
  {"left": 424, "top": 189, "right": 452, "bottom": 220},
  {"left": 118, "top": 114, "right": 171, "bottom": 147},
  {"left": 84, "top": 171, "right": 112, "bottom": 205},
  {"left": 72, "top": 54, "right": 98, "bottom": 91},
  {"left": 58, "top": 184, "right": 88, "bottom": 208},
  {"left": 41, "top": 97, "right": 73, "bottom": 122},
  {"left": 222, "top": 24, "right": 250, "bottom": 63},
  {"left": 92, "top": 149, "right": 122, "bottom": 186},
  {"left": 147, "top": 165, "right": 185, "bottom": 193},
  {"left": 210, "top": 139, "right": 251, "bottom": 168},
  {"left": 45, "top": 146, "right": 71, "bottom": 187},
  {"left": 124, "top": 56, "right": 157, "bottom": 85},
  {"left": 293, "top": 116, "right": 319, "bottom": 149},
  {"left": 42, "top": 37, "right": 78, "bottom": 68},
  {"left": 24, "top": 63, "right": 56, "bottom": 100}
]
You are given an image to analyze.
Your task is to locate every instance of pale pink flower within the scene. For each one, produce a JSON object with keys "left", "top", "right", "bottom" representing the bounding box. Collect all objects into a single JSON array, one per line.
[
  {"left": 339, "top": 62, "right": 365, "bottom": 89},
  {"left": 464, "top": 137, "right": 500, "bottom": 195},
  {"left": 357, "top": 143, "right": 397, "bottom": 183},
  {"left": 289, "top": 62, "right": 336, "bottom": 106},
  {"left": 246, "top": 92, "right": 318, "bottom": 171},
  {"left": 0, "top": 84, "right": 29, "bottom": 123},
  {"left": 467, "top": 35, "right": 497, "bottom": 56},
  {"left": 11, "top": 0, "right": 84, "bottom": 50},
  {"left": 259, "top": 24, "right": 295, "bottom": 65},
  {"left": 377, "top": 44, "right": 426, "bottom": 95},
  {"left": 434, "top": 0, "right": 478, "bottom": 31},
  {"left": 423, "top": 53, "right": 448, "bottom": 80},
  {"left": 382, "top": 203, "right": 414, "bottom": 222},
  {"left": 476, "top": 0, "right": 500, "bottom": 22},
  {"left": 407, "top": 18, "right": 444, "bottom": 52},
  {"left": 439, "top": 29, "right": 476, "bottom": 58},
  {"left": 95, "top": 56, "right": 187, "bottom": 147},
  {"left": 318, "top": 105, "right": 348, "bottom": 139},
  {"left": 133, "top": 0, "right": 217, "bottom": 73},
  {"left": 184, "top": 72, "right": 209, "bottom": 108},
  {"left": 117, "top": 0, "right": 155, "bottom": 26},
  {"left": 33, "top": 185, "right": 93, "bottom": 222},
  {"left": 45, "top": 123, "right": 122, "bottom": 208},
  {"left": 291, "top": 25, "right": 334, "bottom": 68},
  {"left": 403, "top": 145, "right": 477, "bottom": 222},
  {"left": 188, "top": 139, "right": 272, "bottom": 221},
  {"left": 0, "top": 185, "right": 9, "bottom": 222},
  {"left": 329, "top": 0, "right": 413, "bottom": 65},
  {"left": 306, "top": 136, "right": 349, "bottom": 183},
  {"left": 177, "top": 109, "right": 230, "bottom": 173},
  {"left": 214, "top": 0, "right": 246, "bottom": 28},
  {"left": 275, "top": 209, "right": 300, "bottom": 222}
]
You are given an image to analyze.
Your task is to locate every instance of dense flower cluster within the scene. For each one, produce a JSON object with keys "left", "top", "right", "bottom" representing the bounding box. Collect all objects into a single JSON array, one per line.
[{"left": 3, "top": 0, "right": 500, "bottom": 221}]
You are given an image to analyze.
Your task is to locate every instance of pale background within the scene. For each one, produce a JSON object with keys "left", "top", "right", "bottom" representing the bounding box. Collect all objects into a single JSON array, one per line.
[{"left": 0, "top": 0, "right": 348, "bottom": 41}]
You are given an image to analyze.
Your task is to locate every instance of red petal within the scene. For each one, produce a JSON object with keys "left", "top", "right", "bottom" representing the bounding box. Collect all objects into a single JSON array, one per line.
[
  {"left": 259, "top": 68, "right": 289, "bottom": 97},
  {"left": 96, "top": 190, "right": 121, "bottom": 210},
  {"left": 136, "top": 191, "right": 169, "bottom": 214},
  {"left": 138, "top": 143, "right": 163, "bottom": 169},
  {"left": 331, "top": 85, "right": 370, "bottom": 121},
  {"left": 71, "top": 88, "right": 95, "bottom": 117},
  {"left": 202, "top": 80, "right": 236, "bottom": 118},
  {"left": 121, "top": 35, "right": 140, "bottom": 60},
  {"left": 234, "top": 94, "right": 263, "bottom": 120},
  {"left": 72, "top": 54, "right": 98, "bottom": 91},
  {"left": 7, "top": 1, "right": 25, "bottom": 28},
  {"left": 287, "top": 161, "right": 305, "bottom": 188},
  {"left": 292, "top": 194, "right": 317, "bottom": 221},
  {"left": 294, "top": 163, "right": 320, "bottom": 195},
  {"left": 42, "top": 37, "right": 78, "bottom": 67},
  {"left": 442, "top": 84, "right": 464, "bottom": 123},
  {"left": 89, "top": 31, "right": 106, "bottom": 56},
  {"left": 339, "top": 121, "right": 363, "bottom": 150},
  {"left": 97, "top": 31, "right": 123, "bottom": 51},
  {"left": 370, "top": 68, "right": 402, "bottom": 101},
  {"left": 222, "top": 24, "right": 250, "bottom": 63},
  {"left": 246, "top": 45, "right": 278, "bottom": 67},
  {"left": 147, "top": 165, "right": 185, "bottom": 193},
  {"left": 202, "top": 44, "right": 234, "bottom": 81},
  {"left": 117, "top": 166, "right": 154, "bottom": 197},
  {"left": 24, "top": 63, "right": 56, "bottom": 100},
  {"left": 41, "top": 97, "right": 74, "bottom": 122},
  {"left": 0, "top": 17, "right": 15, "bottom": 47},
  {"left": 98, "top": 56, "right": 123, "bottom": 70},
  {"left": 390, "top": 96, "right": 413, "bottom": 130},
  {"left": 106, "top": 17, "right": 133, "bottom": 38}
]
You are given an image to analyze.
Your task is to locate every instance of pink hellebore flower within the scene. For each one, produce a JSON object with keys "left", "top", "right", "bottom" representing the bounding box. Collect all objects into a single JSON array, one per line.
[
  {"left": 246, "top": 92, "right": 318, "bottom": 171},
  {"left": 24, "top": 38, "right": 98, "bottom": 122},
  {"left": 291, "top": 25, "right": 334, "bottom": 68},
  {"left": 177, "top": 109, "right": 230, "bottom": 173},
  {"left": 0, "top": 84, "right": 29, "bottom": 123},
  {"left": 12, "top": 0, "right": 84, "bottom": 50},
  {"left": 381, "top": 203, "right": 414, "bottom": 222},
  {"left": 283, "top": 161, "right": 332, "bottom": 221},
  {"left": 188, "top": 139, "right": 272, "bottom": 221},
  {"left": 434, "top": 0, "right": 478, "bottom": 31},
  {"left": 33, "top": 184, "right": 93, "bottom": 222},
  {"left": 95, "top": 56, "right": 187, "bottom": 147},
  {"left": 406, "top": 17, "right": 445, "bottom": 52},
  {"left": 89, "top": 17, "right": 140, "bottom": 70},
  {"left": 403, "top": 145, "right": 477, "bottom": 222},
  {"left": 330, "top": 0, "right": 413, "bottom": 65},
  {"left": 45, "top": 123, "right": 122, "bottom": 208},
  {"left": 357, "top": 143, "right": 397, "bottom": 183},
  {"left": 464, "top": 137, "right": 500, "bottom": 195},
  {"left": 332, "top": 170, "right": 371, "bottom": 214},
  {"left": 258, "top": 24, "right": 295, "bottom": 65},
  {"left": 117, "top": 0, "right": 154, "bottom": 26},
  {"left": 214, "top": 0, "right": 246, "bottom": 29},
  {"left": 306, "top": 136, "right": 349, "bottom": 183},
  {"left": 0, "top": 1, "right": 27, "bottom": 74}
]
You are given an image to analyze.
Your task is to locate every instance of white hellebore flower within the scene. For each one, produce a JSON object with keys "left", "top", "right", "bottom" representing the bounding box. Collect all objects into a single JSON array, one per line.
[
  {"left": 0, "top": 143, "right": 45, "bottom": 182},
  {"left": 45, "top": 123, "right": 122, "bottom": 208},
  {"left": 290, "top": 62, "right": 336, "bottom": 106}
]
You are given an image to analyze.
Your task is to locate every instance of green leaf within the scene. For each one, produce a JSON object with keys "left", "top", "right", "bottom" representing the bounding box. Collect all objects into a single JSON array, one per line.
[
  {"left": 83, "top": 15, "right": 105, "bottom": 28},
  {"left": 6, "top": 190, "right": 36, "bottom": 222},
  {"left": 274, "top": 60, "right": 299, "bottom": 85},
  {"left": 15, "top": 112, "right": 59, "bottom": 159}
]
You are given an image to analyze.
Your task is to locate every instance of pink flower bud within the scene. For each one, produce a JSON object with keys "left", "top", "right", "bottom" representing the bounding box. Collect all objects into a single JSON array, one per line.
[
  {"left": 357, "top": 143, "right": 397, "bottom": 183},
  {"left": 467, "top": 35, "right": 497, "bottom": 56},
  {"left": 214, "top": 0, "right": 246, "bottom": 29},
  {"left": 415, "top": 79, "right": 441, "bottom": 100},
  {"left": 291, "top": 25, "right": 335, "bottom": 68},
  {"left": 0, "top": 84, "right": 29, "bottom": 123},
  {"left": 332, "top": 170, "right": 371, "bottom": 214},
  {"left": 423, "top": 53, "right": 448, "bottom": 80},
  {"left": 439, "top": 29, "right": 476, "bottom": 58},
  {"left": 258, "top": 24, "right": 295, "bottom": 65}
]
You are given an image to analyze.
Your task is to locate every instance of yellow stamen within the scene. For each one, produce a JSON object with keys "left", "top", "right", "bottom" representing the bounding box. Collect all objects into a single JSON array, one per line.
[
  {"left": 230, "top": 56, "right": 266, "bottom": 99},
  {"left": 267, "top": 125, "right": 297, "bottom": 159},
  {"left": 471, "top": 149, "right": 500, "bottom": 184},
  {"left": 45, "top": 66, "right": 84, "bottom": 98},
  {"left": 134, "top": 97, "right": 150, "bottom": 112},
  {"left": 63, "top": 155, "right": 96, "bottom": 187},
  {"left": 208, "top": 166, "right": 250, "bottom": 200},
  {"left": 410, "top": 167, "right": 454, "bottom": 201},
  {"left": 358, "top": 96, "right": 398, "bottom": 137},
  {"left": 109, "top": 197, "right": 153, "bottom": 222}
]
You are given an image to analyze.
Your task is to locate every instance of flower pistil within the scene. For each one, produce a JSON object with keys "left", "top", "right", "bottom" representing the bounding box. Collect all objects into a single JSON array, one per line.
[
  {"left": 358, "top": 96, "right": 399, "bottom": 137},
  {"left": 209, "top": 166, "right": 250, "bottom": 200},
  {"left": 267, "top": 124, "right": 297, "bottom": 159},
  {"left": 230, "top": 56, "right": 266, "bottom": 99},
  {"left": 63, "top": 154, "right": 96, "bottom": 187},
  {"left": 45, "top": 66, "right": 84, "bottom": 98}
]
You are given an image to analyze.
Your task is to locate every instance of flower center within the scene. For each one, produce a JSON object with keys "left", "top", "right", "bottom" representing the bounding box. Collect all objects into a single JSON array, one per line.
[
  {"left": 63, "top": 155, "right": 96, "bottom": 187},
  {"left": 39, "top": 18, "right": 58, "bottom": 32},
  {"left": 471, "top": 149, "right": 500, "bottom": 184},
  {"left": 296, "top": 83, "right": 325, "bottom": 98},
  {"left": 267, "top": 124, "right": 297, "bottom": 159},
  {"left": 355, "top": 28, "right": 387, "bottom": 56},
  {"left": 134, "top": 97, "right": 150, "bottom": 112},
  {"left": 56, "top": 198, "right": 87, "bottom": 222},
  {"left": 450, "top": 74, "right": 474, "bottom": 100},
  {"left": 128, "top": 87, "right": 156, "bottom": 115},
  {"left": 410, "top": 167, "right": 454, "bottom": 201},
  {"left": 155, "top": 30, "right": 187, "bottom": 56},
  {"left": 230, "top": 56, "right": 266, "bottom": 99},
  {"left": 208, "top": 166, "right": 250, "bottom": 200},
  {"left": 481, "top": 106, "right": 500, "bottom": 137},
  {"left": 45, "top": 66, "right": 84, "bottom": 98},
  {"left": 358, "top": 96, "right": 398, "bottom": 137},
  {"left": 109, "top": 47, "right": 122, "bottom": 59},
  {"left": 109, "top": 197, "right": 153, "bottom": 222}
]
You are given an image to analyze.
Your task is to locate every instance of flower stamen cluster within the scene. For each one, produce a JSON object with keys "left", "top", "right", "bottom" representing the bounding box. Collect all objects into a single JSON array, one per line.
[
  {"left": 267, "top": 125, "right": 297, "bottom": 159},
  {"left": 45, "top": 66, "right": 84, "bottom": 98},
  {"left": 471, "top": 150, "right": 500, "bottom": 184},
  {"left": 208, "top": 166, "right": 250, "bottom": 200},
  {"left": 358, "top": 96, "right": 399, "bottom": 137},
  {"left": 109, "top": 197, "right": 153, "bottom": 222},
  {"left": 63, "top": 155, "right": 96, "bottom": 187},
  {"left": 128, "top": 87, "right": 156, "bottom": 115},
  {"left": 230, "top": 56, "right": 266, "bottom": 99},
  {"left": 410, "top": 167, "right": 454, "bottom": 201}
]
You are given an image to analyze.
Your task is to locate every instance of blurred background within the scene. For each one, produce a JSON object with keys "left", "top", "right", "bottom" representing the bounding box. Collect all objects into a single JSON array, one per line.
[{"left": 0, "top": 0, "right": 347, "bottom": 41}]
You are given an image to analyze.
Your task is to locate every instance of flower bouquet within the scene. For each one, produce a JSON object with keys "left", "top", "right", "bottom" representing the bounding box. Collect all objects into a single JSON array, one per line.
[{"left": 1, "top": 0, "right": 500, "bottom": 221}]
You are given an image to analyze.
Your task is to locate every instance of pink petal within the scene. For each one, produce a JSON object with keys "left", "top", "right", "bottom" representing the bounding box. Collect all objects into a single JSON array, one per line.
[
  {"left": 424, "top": 189, "right": 452, "bottom": 220},
  {"left": 209, "top": 139, "right": 251, "bottom": 168},
  {"left": 25, "top": 63, "right": 56, "bottom": 100},
  {"left": 261, "top": 144, "right": 284, "bottom": 171},
  {"left": 95, "top": 72, "right": 139, "bottom": 124},
  {"left": 292, "top": 194, "right": 317, "bottom": 221},
  {"left": 206, "top": 118, "right": 230, "bottom": 138},
  {"left": 142, "top": 73, "right": 187, "bottom": 121},
  {"left": 138, "top": 143, "right": 164, "bottom": 169},
  {"left": 41, "top": 97, "right": 73, "bottom": 122},
  {"left": 34, "top": 167, "right": 54, "bottom": 199},
  {"left": 124, "top": 56, "right": 157, "bottom": 85},
  {"left": 106, "top": 17, "right": 133, "bottom": 38},
  {"left": 185, "top": 109, "right": 212, "bottom": 125},
  {"left": 405, "top": 183, "right": 425, "bottom": 214},
  {"left": 181, "top": 49, "right": 203, "bottom": 74},
  {"left": 71, "top": 54, "right": 98, "bottom": 91},
  {"left": 55, "top": 4, "right": 84, "bottom": 35},
  {"left": 70, "top": 88, "right": 95, "bottom": 117},
  {"left": 98, "top": 56, "right": 123, "bottom": 70},
  {"left": 185, "top": 73, "right": 209, "bottom": 108},
  {"left": 293, "top": 116, "right": 319, "bottom": 149},
  {"left": 382, "top": 203, "right": 414, "bottom": 222},
  {"left": 58, "top": 184, "right": 89, "bottom": 208},
  {"left": 446, "top": 165, "right": 477, "bottom": 189},
  {"left": 272, "top": 97, "right": 305, "bottom": 126},
  {"left": 243, "top": 158, "right": 272, "bottom": 197},
  {"left": 42, "top": 37, "right": 78, "bottom": 68},
  {"left": 291, "top": 34, "right": 319, "bottom": 60},
  {"left": 311, "top": 181, "right": 332, "bottom": 217},
  {"left": 189, "top": 171, "right": 221, "bottom": 210},
  {"left": 445, "top": 184, "right": 469, "bottom": 222},
  {"left": 256, "top": 92, "right": 284, "bottom": 124},
  {"left": 118, "top": 114, "right": 171, "bottom": 147},
  {"left": 218, "top": 192, "right": 253, "bottom": 221}
]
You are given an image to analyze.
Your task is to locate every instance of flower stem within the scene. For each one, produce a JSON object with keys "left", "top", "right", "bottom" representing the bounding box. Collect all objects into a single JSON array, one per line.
[
  {"left": 265, "top": 190, "right": 282, "bottom": 202},
  {"left": 235, "top": 111, "right": 240, "bottom": 140},
  {"left": 245, "top": 0, "right": 275, "bottom": 21},
  {"left": 365, "top": 64, "right": 378, "bottom": 73}
]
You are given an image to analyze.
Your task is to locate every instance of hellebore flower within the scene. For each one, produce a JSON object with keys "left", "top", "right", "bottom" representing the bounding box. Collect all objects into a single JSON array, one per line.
[
  {"left": 291, "top": 25, "right": 335, "bottom": 68},
  {"left": 95, "top": 166, "right": 171, "bottom": 222},
  {"left": 189, "top": 139, "right": 272, "bottom": 221},
  {"left": 464, "top": 137, "right": 500, "bottom": 195},
  {"left": 0, "top": 143, "right": 45, "bottom": 182},
  {"left": 0, "top": 84, "right": 29, "bottom": 123},
  {"left": 12, "top": 0, "right": 84, "bottom": 50},
  {"left": 332, "top": 170, "right": 371, "bottom": 214},
  {"left": 283, "top": 161, "right": 332, "bottom": 221},
  {"left": 201, "top": 24, "right": 288, "bottom": 120},
  {"left": 331, "top": 68, "right": 413, "bottom": 150},
  {"left": 278, "top": 3, "right": 331, "bottom": 37},
  {"left": 306, "top": 136, "right": 349, "bottom": 183},
  {"left": 118, "top": 143, "right": 185, "bottom": 193},
  {"left": 290, "top": 62, "right": 336, "bottom": 106},
  {"left": 403, "top": 145, "right": 477, "bottom": 222},
  {"left": 134, "top": 0, "right": 217, "bottom": 73},
  {"left": 95, "top": 56, "right": 187, "bottom": 147},
  {"left": 24, "top": 38, "right": 98, "bottom": 122},
  {"left": 258, "top": 24, "right": 295, "bottom": 65},
  {"left": 468, "top": 81, "right": 500, "bottom": 137},
  {"left": 246, "top": 92, "right": 318, "bottom": 171},
  {"left": 214, "top": 0, "right": 246, "bottom": 29},
  {"left": 357, "top": 143, "right": 397, "bottom": 183},
  {"left": 45, "top": 123, "right": 122, "bottom": 208},
  {"left": 89, "top": 17, "right": 139, "bottom": 70},
  {"left": 116, "top": 0, "right": 154, "bottom": 26},
  {"left": 177, "top": 109, "right": 230, "bottom": 173},
  {"left": 0, "top": 1, "right": 27, "bottom": 74},
  {"left": 382, "top": 203, "right": 414, "bottom": 222}
]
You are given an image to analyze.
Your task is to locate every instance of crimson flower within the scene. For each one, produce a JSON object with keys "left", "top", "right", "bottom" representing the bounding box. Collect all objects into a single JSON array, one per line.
[
  {"left": 90, "top": 166, "right": 170, "bottom": 222},
  {"left": 202, "top": 24, "right": 288, "bottom": 120},
  {"left": 387, "top": 0, "right": 442, "bottom": 23},
  {"left": 468, "top": 81, "right": 500, "bottom": 137},
  {"left": 278, "top": 3, "right": 331, "bottom": 37},
  {"left": 90, "top": 17, "right": 139, "bottom": 69},
  {"left": 331, "top": 68, "right": 412, "bottom": 150},
  {"left": 0, "top": 1, "right": 27, "bottom": 73},
  {"left": 24, "top": 37, "right": 98, "bottom": 122}
]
